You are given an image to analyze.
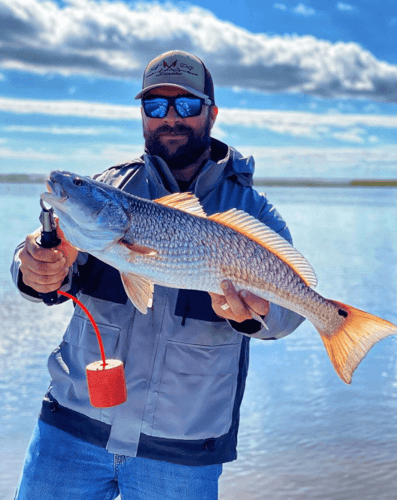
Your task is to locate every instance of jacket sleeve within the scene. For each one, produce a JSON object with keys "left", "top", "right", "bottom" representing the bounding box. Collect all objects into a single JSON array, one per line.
[
  {"left": 10, "top": 241, "right": 88, "bottom": 304},
  {"left": 228, "top": 190, "right": 306, "bottom": 340}
]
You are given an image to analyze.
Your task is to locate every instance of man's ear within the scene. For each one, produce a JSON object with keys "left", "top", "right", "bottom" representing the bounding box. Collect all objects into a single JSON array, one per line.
[{"left": 209, "top": 105, "right": 219, "bottom": 130}]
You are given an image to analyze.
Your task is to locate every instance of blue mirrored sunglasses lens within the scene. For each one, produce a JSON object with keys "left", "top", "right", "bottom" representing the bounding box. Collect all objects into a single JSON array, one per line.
[
  {"left": 143, "top": 98, "right": 168, "bottom": 118},
  {"left": 143, "top": 97, "right": 203, "bottom": 118},
  {"left": 175, "top": 97, "right": 202, "bottom": 117}
]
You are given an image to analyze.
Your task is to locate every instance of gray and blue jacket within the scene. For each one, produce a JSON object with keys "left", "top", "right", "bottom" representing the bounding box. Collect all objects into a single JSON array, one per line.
[{"left": 11, "top": 138, "right": 305, "bottom": 466}]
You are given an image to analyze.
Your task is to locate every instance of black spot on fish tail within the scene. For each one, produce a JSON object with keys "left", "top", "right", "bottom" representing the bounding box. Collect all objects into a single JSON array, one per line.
[{"left": 338, "top": 308, "right": 348, "bottom": 318}]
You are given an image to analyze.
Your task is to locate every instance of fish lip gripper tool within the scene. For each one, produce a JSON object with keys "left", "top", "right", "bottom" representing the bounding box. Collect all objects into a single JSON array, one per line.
[{"left": 37, "top": 199, "right": 62, "bottom": 305}]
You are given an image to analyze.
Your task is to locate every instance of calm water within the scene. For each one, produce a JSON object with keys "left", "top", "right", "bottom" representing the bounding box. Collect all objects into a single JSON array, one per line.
[{"left": 1, "top": 184, "right": 397, "bottom": 500}]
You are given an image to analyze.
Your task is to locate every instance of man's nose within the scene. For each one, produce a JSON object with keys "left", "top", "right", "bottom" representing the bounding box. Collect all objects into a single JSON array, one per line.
[{"left": 164, "top": 105, "right": 180, "bottom": 121}]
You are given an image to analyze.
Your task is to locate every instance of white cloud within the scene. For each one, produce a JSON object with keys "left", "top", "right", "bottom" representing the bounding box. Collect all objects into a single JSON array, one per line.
[
  {"left": 331, "top": 127, "right": 366, "bottom": 143},
  {"left": 337, "top": 2, "right": 355, "bottom": 12},
  {"left": 237, "top": 145, "right": 397, "bottom": 178},
  {"left": 219, "top": 107, "right": 397, "bottom": 141},
  {"left": 0, "top": 97, "right": 396, "bottom": 144},
  {"left": 0, "top": 146, "right": 60, "bottom": 160},
  {"left": 2, "top": 141, "right": 396, "bottom": 180},
  {"left": 0, "top": 142, "right": 144, "bottom": 172},
  {"left": 293, "top": 3, "right": 316, "bottom": 16},
  {"left": 3, "top": 125, "right": 123, "bottom": 135},
  {"left": 274, "top": 2, "right": 315, "bottom": 16},
  {"left": 1, "top": 0, "right": 397, "bottom": 102},
  {"left": 211, "top": 124, "right": 228, "bottom": 139},
  {"left": 0, "top": 97, "right": 140, "bottom": 120}
]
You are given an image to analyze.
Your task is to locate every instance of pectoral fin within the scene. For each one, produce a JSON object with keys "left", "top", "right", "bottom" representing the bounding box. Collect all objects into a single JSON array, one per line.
[
  {"left": 120, "top": 272, "right": 154, "bottom": 314},
  {"left": 119, "top": 239, "right": 158, "bottom": 257},
  {"left": 249, "top": 310, "right": 269, "bottom": 330}
]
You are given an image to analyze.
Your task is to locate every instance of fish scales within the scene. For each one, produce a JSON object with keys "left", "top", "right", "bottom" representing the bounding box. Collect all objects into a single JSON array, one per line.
[
  {"left": 125, "top": 200, "right": 319, "bottom": 314},
  {"left": 41, "top": 170, "right": 397, "bottom": 384},
  {"left": 100, "top": 194, "right": 348, "bottom": 322}
]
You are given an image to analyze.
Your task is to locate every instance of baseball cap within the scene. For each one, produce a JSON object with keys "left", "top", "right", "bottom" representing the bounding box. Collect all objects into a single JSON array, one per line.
[{"left": 135, "top": 50, "right": 215, "bottom": 103}]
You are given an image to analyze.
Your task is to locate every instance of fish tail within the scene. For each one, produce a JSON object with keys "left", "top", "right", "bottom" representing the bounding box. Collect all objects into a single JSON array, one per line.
[{"left": 317, "top": 300, "right": 397, "bottom": 384}]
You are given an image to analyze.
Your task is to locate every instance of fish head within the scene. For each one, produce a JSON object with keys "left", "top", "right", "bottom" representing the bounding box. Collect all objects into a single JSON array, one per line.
[{"left": 41, "top": 170, "right": 130, "bottom": 252}]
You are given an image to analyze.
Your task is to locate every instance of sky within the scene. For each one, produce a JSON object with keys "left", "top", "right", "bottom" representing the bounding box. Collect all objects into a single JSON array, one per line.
[{"left": 0, "top": 0, "right": 396, "bottom": 179}]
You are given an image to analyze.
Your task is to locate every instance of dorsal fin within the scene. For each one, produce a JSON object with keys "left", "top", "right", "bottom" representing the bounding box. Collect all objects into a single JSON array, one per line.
[
  {"left": 209, "top": 209, "right": 317, "bottom": 288},
  {"left": 154, "top": 193, "right": 207, "bottom": 218}
]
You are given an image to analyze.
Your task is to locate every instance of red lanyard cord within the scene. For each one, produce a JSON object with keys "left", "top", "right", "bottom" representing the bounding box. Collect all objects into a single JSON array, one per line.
[{"left": 57, "top": 290, "right": 107, "bottom": 370}]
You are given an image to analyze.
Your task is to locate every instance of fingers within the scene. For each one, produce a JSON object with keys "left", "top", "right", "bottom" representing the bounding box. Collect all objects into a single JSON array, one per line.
[
  {"left": 19, "top": 231, "right": 70, "bottom": 293},
  {"left": 220, "top": 280, "right": 251, "bottom": 319},
  {"left": 238, "top": 289, "right": 270, "bottom": 317},
  {"left": 25, "top": 229, "right": 61, "bottom": 263},
  {"left": 209, "top": 280, "right": 270, "bottom": 324}
]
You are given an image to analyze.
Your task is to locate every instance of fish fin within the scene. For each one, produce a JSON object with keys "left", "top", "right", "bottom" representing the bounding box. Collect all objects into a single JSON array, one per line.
[
  {"left": 120, "top": 272, "right": 154, "bottom": 314},
  {"left": 154, "top": 193, "right": 207, "bottom": 218},
  {"left": 209, "top": 209, "right": 317, "bottom": 288},
  {"left": 318, "top": 300, "right": 397, "bottom": 384},
  {"left": 249, "top": 310, "right": 269, "bottom": 330},
  {"left": 119, "top": 239, "right": 158, "bottom": 256}
]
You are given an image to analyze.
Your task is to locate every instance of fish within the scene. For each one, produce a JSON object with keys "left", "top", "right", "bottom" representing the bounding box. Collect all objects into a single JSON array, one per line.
[{"left": 41, "top": 170, "right": 397, "bottom": 384}]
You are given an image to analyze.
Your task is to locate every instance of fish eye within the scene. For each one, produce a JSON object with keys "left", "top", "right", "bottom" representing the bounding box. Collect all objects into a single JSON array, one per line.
[{"left": 73, "top": 178, "right": 84, "bottom": 186}]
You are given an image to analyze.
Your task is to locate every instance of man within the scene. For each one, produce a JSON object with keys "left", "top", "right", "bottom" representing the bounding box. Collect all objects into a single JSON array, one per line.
[{"left": 11, "top": 50, "right": 305, "bottom": 499}]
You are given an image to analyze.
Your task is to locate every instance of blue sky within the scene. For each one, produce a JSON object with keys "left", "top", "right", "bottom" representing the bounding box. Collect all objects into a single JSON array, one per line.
[{"left": 0, "top": 0, "right": 396, "bottom": 179}]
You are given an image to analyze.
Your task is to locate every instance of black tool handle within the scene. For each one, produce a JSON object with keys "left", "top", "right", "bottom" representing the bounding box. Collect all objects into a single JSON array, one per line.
[{"left": 37, "top": 201, "right": 62, "bottom": 306}]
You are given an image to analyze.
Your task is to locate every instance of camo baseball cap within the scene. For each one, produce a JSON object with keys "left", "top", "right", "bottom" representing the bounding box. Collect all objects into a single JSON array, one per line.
[{"left": 135, "top": 50, "right": 215, "bottom": 103}]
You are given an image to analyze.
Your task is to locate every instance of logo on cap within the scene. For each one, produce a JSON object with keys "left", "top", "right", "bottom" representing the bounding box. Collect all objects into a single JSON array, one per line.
[{"left": 147, "top": 59, "right": 198, "bottom": 79}]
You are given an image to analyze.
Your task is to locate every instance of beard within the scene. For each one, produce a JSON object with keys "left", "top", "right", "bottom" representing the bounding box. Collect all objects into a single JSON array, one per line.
[{"left": 144, "top": 118, "right": 211, "bottom": 171}]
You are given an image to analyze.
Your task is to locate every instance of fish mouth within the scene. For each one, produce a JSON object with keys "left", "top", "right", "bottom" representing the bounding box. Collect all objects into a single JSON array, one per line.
[{"left": 41, "top": 175, "right": 68, "bottom": 206}]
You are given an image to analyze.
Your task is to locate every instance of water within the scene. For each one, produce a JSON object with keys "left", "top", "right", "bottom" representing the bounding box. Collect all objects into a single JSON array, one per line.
[{"left": 1, "top": 184, "right": 397, "bottom": 499}]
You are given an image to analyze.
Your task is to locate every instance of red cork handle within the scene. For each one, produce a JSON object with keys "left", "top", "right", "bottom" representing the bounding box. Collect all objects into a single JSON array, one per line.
[{"left": 57, "top": 290, "right": 107, "bottom": 370}]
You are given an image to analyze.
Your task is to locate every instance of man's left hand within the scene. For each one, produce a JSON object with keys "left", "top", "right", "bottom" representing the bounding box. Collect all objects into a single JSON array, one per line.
[{"left": 209, "top": 280, "right": 270, "bottom": 323}]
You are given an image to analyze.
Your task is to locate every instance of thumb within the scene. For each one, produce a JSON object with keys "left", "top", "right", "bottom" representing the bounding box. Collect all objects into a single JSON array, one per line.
[{"left": 208, "top": 292, "right": 225, "bottom": 306}]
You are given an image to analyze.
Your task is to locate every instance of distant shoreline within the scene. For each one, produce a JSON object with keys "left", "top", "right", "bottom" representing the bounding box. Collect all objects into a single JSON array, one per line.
[
  {"left": 1, "top": 173, "right": 397, "bottom": 188},
  {"left": 254, "top": 178, "right": 397, "bottom": 187},
  {"left": 0, "top": 174, "right": 48, "bottom": 184}
]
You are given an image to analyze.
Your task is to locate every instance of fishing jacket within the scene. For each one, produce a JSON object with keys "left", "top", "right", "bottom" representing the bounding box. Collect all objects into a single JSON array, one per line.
[{"left": 11, "top": 138, "right": 305, "bottom": 466}]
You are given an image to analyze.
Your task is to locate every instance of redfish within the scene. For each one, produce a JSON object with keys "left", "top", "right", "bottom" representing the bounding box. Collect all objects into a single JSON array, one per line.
[{"left": 41, "top": 170, "right": 397, "bottom": 384}]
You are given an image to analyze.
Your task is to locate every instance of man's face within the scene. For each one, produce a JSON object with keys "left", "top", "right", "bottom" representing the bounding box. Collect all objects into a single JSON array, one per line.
[{"left": 141, "top": 87, "right": 218, "bottom": 170}]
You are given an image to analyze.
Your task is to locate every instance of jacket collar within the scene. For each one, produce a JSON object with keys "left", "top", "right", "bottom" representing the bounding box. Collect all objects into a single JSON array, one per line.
[{"left": 142, "top": 138, "right": 255, "bottom": 199}]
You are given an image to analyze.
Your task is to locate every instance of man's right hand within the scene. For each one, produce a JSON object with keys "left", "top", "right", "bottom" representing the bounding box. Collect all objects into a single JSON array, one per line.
[{"left": 19, "top": 223, "right": 79, "bottom": 294}]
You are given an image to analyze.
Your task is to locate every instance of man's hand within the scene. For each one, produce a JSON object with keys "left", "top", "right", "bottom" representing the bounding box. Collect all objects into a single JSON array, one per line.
[
  {"left": 19, "top": 222, "right": 79, "bottom": 294},
  {"left": 209, "top": 280, "right": 270, "bottom": 323}
]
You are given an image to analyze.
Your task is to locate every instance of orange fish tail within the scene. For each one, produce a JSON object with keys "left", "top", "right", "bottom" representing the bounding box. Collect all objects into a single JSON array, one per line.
[{"left": 317, "top": 301, "right": 397, "bottom": 384}]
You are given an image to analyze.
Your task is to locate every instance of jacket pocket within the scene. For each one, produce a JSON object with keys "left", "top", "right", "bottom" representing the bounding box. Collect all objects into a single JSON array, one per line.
[
  {"left": 63, "top": 312, "right": 120, "bottom": 359},
  {"left": 152, "top": 341, "right": 240, "bottom": 440}
]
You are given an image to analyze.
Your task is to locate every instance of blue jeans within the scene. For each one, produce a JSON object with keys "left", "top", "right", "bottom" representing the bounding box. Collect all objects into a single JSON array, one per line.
[{"left": 14, "top": 420, "right": 222, "bottom": 500}]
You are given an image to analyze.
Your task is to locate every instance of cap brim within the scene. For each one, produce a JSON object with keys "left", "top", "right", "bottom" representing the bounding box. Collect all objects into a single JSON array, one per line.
[{"left": 135, "top": 83, "right": 209, "bottom": 100}]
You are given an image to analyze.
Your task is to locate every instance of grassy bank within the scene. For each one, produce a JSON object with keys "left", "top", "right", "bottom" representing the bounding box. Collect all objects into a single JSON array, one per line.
[
  {"left": 253, "top": 178, "right": 397, "bottom": 187},
  {"left": 0, "top": 174, "right": 47, "bottom": 184}
]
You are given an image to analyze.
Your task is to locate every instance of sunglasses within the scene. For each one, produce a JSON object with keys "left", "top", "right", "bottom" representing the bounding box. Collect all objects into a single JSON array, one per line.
[{"left": 142, "top": 96, "right": 213, "bottom": 119}]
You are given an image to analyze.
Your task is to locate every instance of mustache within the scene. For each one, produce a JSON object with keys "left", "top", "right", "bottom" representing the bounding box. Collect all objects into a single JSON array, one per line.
[{"left": 155, "top": 125, "right": 193, "bottom": 136}]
